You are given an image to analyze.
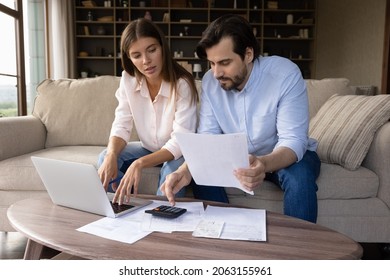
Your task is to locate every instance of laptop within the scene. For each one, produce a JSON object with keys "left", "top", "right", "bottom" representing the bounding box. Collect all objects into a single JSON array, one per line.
[{"left": 31, "top": 156, "right": 152, "bottom": 218}]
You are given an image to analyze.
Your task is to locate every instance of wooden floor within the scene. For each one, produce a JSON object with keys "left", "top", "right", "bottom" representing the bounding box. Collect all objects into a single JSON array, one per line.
[
  {"left": 0, "top": 232, "right": 28, "bottom": 259},
  {"left": 0, "top": 231, "right": 389, "bottom": 260}
]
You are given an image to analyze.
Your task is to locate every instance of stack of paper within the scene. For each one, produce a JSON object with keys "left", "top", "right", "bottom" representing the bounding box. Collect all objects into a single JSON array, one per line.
[
  {"left": 77, "top": 202, "right": 267, "bottom": 244},
  {"left": 192, "top": 206, "right": 267, "bottom": 241},
  {"left": 77, "top": 201, "right": 205, "bottom": 244}
]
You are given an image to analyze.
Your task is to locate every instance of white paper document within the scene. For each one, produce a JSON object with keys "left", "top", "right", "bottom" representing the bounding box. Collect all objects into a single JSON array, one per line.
[
  {"left": 193, "top": 205, "right": 267, "bottom": 242},
  {"left": 192, "top": 220, "right": 224, "bottom": 239},
  {"left": 176, "top": 132, "right": 253, "bottom": 195},
  {"left": 77, "top": 201, "right": 204, "bottom": 244},
  {"left": 141, "top": 201, "right": 205, "bottom": 233},
  {"left": 77, "top": 203, "right": 152, "bottom": 244}
]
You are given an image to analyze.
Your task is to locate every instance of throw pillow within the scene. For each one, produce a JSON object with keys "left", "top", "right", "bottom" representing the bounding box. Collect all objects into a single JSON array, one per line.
[
  {"left": 309, "top": 94, "right": 390, "bottom": 171},
  {"left": 33, "top": 76, "right": 120, "bottom": 148},
  {"left": 305, "top": 78, "right": 355, "bottom": 119}
]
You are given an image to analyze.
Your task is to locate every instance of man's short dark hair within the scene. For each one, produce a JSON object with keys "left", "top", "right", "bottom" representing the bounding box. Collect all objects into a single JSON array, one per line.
[{"left": 196, "top": 14, "right": 260, "bottom": 62}]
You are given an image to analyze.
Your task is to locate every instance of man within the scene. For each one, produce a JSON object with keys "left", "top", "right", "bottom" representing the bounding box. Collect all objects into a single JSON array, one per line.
[{"left": 160, "top": 14, "right": 320, "bottom": 223}]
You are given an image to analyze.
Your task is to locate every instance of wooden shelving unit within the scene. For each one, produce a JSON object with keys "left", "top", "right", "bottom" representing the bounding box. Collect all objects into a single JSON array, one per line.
[{"left": 74, "top": 0, "right": 316, "bottom": 78}]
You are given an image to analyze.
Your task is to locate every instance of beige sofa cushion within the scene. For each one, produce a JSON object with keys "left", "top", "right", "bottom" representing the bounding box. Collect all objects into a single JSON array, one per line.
[
  {"left": 306, "top": 78, "right": 354, "bottom": 118},
  {"left": 225, "top": 162, "right": 378, "bottom": 201},
  {"left": 33, "top": 76, "right": 120, "bottom": 148},
  {"left": 0, "top": 146, "right": 105, "bottom": 192},
  {"left": 309, "top": 94, "right": 390, "bottom": 170}
]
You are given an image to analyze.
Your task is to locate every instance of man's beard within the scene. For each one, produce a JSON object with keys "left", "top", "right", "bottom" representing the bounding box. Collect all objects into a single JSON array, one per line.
[{"left": 217, "top": 67, "right": 247, "bottom": 91}]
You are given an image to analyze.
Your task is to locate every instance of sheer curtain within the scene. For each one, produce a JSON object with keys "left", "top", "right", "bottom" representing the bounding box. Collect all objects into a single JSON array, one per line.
[{"left": 46, "top": 0, "right": 75, "bottom": 79}]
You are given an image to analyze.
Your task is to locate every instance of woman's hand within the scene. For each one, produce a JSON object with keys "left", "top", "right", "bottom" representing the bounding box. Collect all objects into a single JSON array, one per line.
[
  {"left": 98, "top": 153, "right": 119, "bottom": 192},
  {"left": 113, "top": 159, "right": 143, "bottom": 205}
]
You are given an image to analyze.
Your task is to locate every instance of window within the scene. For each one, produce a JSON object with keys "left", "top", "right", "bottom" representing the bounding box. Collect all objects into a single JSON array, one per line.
[
  {"left": 0, "top": 8, "right": 18, "bottom": 116},
  {"left": 0, "top": 0, "right": 45, "bottom": 117},
  {"left": 0, "top": 0, "right": 23, "bottom": 117}
]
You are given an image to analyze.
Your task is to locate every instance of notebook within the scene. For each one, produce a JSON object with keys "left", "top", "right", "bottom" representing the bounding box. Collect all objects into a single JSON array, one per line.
[{"left": 31, "top": 156, "right": 152, "bottom": 218}]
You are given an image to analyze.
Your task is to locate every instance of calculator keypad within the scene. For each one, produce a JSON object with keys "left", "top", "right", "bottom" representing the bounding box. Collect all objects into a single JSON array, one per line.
[{"left": 145, "top": 205, "right": 187, "bottom": 218}]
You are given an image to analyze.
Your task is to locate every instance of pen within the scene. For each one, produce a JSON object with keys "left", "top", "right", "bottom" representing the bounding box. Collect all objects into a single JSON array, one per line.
[{"left": 109, "top": 176, "right": 123, "bottom": 185}]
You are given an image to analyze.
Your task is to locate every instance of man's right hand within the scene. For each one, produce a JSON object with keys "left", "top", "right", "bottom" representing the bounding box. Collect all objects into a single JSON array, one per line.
[{"left": 160, "top": 163, "right": 192, "bottom": 205}]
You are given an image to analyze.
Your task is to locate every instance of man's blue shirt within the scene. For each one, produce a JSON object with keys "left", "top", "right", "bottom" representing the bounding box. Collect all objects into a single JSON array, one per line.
[{"left": 197, "top": 55, "right": 317, "bottom": 162}]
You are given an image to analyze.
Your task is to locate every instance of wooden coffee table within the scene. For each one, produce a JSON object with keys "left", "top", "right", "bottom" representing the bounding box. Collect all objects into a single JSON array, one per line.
[{"left": 7, "top": 196, "right": 362, "bottom": 260}]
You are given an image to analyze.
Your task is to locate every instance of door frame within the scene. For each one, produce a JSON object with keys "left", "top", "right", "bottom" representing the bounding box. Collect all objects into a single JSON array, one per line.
[{"left": 382, "top": 0, "right": 390, "bottom": 94}]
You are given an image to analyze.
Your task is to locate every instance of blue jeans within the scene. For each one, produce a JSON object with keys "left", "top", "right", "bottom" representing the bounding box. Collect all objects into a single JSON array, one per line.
[
  {"left": 192, "top": 150, "right": 321, "bottom": 223},
  {"left": 97, "top": 142, "right": 186, "bottom": 197}
]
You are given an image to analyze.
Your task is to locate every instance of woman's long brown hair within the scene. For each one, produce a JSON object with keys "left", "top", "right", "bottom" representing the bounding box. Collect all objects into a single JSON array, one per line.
[{"left": 121, "top": 18, "right": 198, "bottom": 104}]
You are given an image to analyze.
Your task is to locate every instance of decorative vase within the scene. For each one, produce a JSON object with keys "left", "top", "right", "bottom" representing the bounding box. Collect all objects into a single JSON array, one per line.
[
  {"left": 144, "top": 11, "right": 152, "bottom": 21},
  {"left": 97, "top": 26, "right": 106, "bottom": 35}
]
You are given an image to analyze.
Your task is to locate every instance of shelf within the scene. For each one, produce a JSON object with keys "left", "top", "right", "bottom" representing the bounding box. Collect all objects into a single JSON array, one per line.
[
  {"left": 264, "top": 37, "right": 314, "bottom": 40},
  {"left": 77, "top": 56, "right": 115, "bottom": 59},
  {"left": 74, "top": 0, "right": 317, "bottom": 79},
  {"left": 174, "top": 57, "right": 201, "bottom": 60},
  {"left": 264, "top": 9, "right": 316, "bottom": 12},
  {"left": 77, "top": 35, "right": 115, "bottom": 38}
]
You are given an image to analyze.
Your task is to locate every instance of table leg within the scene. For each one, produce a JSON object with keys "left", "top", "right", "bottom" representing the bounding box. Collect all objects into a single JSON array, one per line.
[
  {"left": 23, "top": 239, "right": 59, "bottom": 260},
  {"left": 23, "top": 239, "right": 45, "bottom": 260}
]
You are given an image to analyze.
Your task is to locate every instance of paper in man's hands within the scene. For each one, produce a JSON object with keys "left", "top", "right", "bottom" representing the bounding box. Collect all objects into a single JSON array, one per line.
[{"left": 176, "top": 133, "right": 253, "bottom": 195}]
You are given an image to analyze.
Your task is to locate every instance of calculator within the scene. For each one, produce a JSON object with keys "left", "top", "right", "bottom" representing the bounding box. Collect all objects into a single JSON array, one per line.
[{"left": 145, "top": 205, "right": 187, "bottom": 219}]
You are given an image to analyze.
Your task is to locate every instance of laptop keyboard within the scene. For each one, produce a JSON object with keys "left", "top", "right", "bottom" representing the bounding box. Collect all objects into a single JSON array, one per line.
[{"left": 110, "top": 201, "right": 135, "bottom": 214}]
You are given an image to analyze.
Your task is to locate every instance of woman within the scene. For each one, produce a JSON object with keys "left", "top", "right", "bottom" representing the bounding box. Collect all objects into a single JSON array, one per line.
[{"left": 98, "top": 18, "right": 198, "bottom": 205}]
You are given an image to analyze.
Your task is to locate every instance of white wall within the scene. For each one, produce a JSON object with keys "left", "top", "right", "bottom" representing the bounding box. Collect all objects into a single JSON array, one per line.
[{"left": 315, "top": 0, "right": 386, "bottom": 92}]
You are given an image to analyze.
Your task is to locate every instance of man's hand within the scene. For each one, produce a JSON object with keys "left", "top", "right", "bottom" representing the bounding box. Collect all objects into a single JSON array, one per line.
[
  {"left": 234, "top": 155, "right": 266, "bottom": 192},
  {"left": 160, "top": 164, "right": 192, "bottom": 205}
]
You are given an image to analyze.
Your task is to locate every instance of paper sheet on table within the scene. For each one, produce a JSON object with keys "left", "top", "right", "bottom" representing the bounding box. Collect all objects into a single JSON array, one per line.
[
  {"left": 192, "top": 220, "right": 224, "bottom": 239},
  {"left": 76, "top": 204, "right": 152, "bottom": 244},
  {"left": 141, "top": 201, "right": 205, "bottom": 232},
  {"left": 193, "top": 205, "right": 267, "bottom": 241},
  {"left": 176, "top": 133, "right": 253, "bottom": 195},
  {"left": 77, "top": 201, "right": 204, "bottom": 244}
]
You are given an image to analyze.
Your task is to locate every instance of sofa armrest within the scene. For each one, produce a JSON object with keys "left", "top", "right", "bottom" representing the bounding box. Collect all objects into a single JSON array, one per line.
[
  {"left": 362, "top": 121, "right": 390, "bottom": 208},
  {"left": 0, "top": 116, "right": 46, "bottom": 161}
]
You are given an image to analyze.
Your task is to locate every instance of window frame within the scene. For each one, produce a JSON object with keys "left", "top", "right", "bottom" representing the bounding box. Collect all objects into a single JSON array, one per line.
[{"left": 0, "top": 0, "right": 27, "bottom": 116}]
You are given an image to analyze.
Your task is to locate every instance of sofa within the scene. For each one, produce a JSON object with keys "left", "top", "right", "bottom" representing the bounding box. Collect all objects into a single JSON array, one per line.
[{"left": 1, "top": 75, "right": 390, "bottom": 244}]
